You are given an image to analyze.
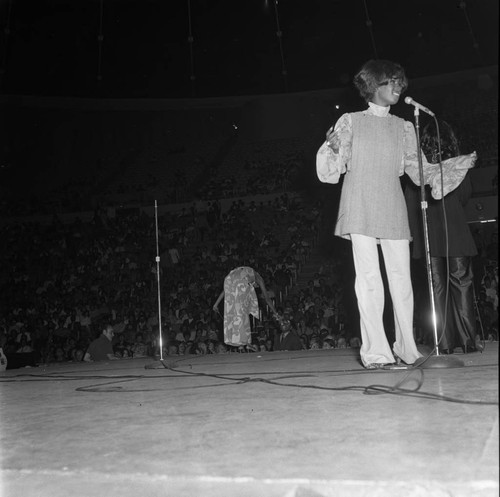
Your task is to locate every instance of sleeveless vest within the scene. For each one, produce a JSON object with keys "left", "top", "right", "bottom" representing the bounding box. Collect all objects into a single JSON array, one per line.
[{"left": 335, "top": 112, "right": 410, "bottom": 240}]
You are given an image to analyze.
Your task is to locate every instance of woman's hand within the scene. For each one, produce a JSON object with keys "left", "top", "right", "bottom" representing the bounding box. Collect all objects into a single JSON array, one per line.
[{"left": 326, "top": 127, "right": 340, "bottom": 153}]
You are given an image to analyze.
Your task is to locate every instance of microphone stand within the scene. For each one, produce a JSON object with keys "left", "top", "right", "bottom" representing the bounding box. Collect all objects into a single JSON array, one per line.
[
  {"left": 411, "top": 108, "right": 463, "bottom": 369},
  {"left": 145, "top": 200, "right": 168, "bottom": 369}
]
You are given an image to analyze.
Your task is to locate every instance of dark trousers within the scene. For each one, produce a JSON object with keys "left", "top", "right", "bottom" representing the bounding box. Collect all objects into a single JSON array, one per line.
[{"left": 431, "top": 256, "right": 477, "bottom": 350}]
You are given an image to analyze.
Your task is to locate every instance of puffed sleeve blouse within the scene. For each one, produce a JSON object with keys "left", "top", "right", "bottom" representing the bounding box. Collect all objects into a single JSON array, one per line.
[{"left": 316, "top": 107, "right": 477, "bottom": 198}]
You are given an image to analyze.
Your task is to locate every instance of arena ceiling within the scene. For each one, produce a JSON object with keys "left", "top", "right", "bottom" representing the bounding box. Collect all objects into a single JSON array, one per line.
[{"left": 0, "top": 0, "right": 498, "bottom": 99}]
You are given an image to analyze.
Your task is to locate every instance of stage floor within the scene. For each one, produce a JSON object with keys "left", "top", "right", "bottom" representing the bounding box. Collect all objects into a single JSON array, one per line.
[{"left": 1, "top": 343, "right": 498, "bottom": 497}]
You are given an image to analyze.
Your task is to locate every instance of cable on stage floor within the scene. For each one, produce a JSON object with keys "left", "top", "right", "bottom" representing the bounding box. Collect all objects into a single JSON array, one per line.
[{"left": 1, "top": 359, "right": 498, "bottom": 405}]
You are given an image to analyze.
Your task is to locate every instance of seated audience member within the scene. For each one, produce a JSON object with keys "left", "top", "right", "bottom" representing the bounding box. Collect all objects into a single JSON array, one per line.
[
  {"left": 168, "top": 343, "right": 179, "bottom": 356},
  {"left": 84, "top": 324, "right": 122, "bottom": 362},
  {"left": 185, "top": 340, "right": 195, "bottom": 354},
  {"left": 321, "top": 335, "right": 335, "bottom": 349},
  {"left": 71, "top": 348, "right": 85, "bottom": 362},
  {"left": 2, "top": 330, "right": 19, "bottom": 355},
  {"left": 309, "top": 336, "right": 320, "bottom": 350},
  {"left": 273, "top": 319, "right": 302, "bottom": 351},
  {"left": 206, "top": 340, "right": 216, "bottom": 354},
  {"left": 196, "top": 341, "right": 207, "bottom": 355},
  {"left": 131, "top": 333, "right": 148, "bottom": 357},
  {"left": 113, "top": 334, "right": 131, "bottom": 358},
  {"left": 16, "top": 336, "right": 33, "bottom": 353},
  {"left": 54, "top": 347, "right": 66, "bottom": 362},
  {"left": 216, "top": 342, "right": 227, "bottom": 354},
  {"left": 207, "top": 321, "right": 220, "bottom": 342},
  {"left": 246, "top": 343, "right": 259, "bottom": 352}
]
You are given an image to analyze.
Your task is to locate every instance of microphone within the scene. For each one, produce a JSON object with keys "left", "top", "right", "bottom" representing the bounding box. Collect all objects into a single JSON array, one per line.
[{"left": 404, "top": 96, "right": 435, "bottom": 117}]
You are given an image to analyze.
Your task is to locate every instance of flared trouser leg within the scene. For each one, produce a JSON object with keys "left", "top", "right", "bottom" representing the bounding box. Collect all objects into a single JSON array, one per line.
[
  {"left": 351, "top": 234, "right": 395, "bottom": 367},
  {"left": 380, "top": 238, "right": 422, "bottom": 365},
  {"left": 431, "top": 256, "right": 477, "bottom": 350},
  {"left": 430, "top": 256, "right": 448, "bottom": 349}
]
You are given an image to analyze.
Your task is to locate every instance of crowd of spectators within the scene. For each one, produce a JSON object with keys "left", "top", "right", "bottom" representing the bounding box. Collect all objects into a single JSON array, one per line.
[
  {"left": 1, "top": 196, "right": 497, "bottom": 369},
  {"left": 0, "top": 192, "right": 373, "bottom": 369}
]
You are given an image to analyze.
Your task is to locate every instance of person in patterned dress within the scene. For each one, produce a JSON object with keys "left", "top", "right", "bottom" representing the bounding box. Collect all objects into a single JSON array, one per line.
[{"left": 213, "top": 266, "right": 277, "bottom": 347}]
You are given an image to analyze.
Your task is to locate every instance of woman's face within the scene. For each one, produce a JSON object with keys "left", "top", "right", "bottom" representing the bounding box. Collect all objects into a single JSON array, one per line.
[{"left": 373, "top": 77, "right": 403, "bottom": 107}]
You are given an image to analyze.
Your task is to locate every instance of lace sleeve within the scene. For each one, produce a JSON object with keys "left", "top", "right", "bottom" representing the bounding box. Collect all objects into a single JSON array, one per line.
[
  {"left": 316, "top": 113, "right": 352, "bottom": 184},
  {"left": 403, "top": 120, "right": 477, "bottom": 199}
]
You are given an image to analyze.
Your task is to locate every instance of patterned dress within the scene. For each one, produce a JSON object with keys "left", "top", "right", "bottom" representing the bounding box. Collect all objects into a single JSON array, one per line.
[{"left": 223, "top": 266, "right": 259, "bottom": 347}]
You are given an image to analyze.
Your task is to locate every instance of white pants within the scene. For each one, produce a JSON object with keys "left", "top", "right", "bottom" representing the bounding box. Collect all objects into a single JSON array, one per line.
[{"left": 351, "top": 234, "right": 422, "bottom": 367}]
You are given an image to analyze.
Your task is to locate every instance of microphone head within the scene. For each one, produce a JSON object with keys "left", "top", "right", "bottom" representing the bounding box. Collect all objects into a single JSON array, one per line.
[{"left": 404, "top": 96, "right": 413, "bottom": 105}]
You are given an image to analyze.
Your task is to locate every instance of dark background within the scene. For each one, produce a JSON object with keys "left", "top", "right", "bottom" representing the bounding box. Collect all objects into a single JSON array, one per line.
[{"left": 0, "top": 0, "right": 498, "bottom": 99}]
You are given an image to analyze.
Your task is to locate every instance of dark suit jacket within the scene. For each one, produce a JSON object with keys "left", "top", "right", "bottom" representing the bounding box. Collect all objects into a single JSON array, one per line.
[
  {"left": 274, "top": 331, "right": 302, "bottom": 351},
  {"left": 404, "top": 174, "right": 477, "bottom": 258}
]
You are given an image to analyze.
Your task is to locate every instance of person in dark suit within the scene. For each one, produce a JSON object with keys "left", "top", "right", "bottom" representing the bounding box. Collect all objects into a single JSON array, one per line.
[
  {"left": 273, "top": 318, "right": 302, "bottom": 351},
  {"left": 404, "top": 119, "right": 482, "bottom": 354}
]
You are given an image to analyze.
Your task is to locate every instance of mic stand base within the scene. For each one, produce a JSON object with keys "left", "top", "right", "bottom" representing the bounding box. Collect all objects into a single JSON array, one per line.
[{"left": 414, "top": 353, "right": 464, "bottom": 369}]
